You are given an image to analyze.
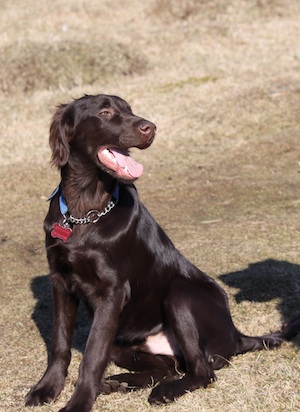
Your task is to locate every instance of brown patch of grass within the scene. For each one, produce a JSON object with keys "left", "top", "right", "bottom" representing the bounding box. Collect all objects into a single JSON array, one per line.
[
  {"left": 153, "top": 0, "right": 300, "bottom": 22},
  {"left": 0, "top": 41, "right": 148, "bottom": 94},
  {"left": 153, "top": 0, "right": 207, "bottom": 20}
]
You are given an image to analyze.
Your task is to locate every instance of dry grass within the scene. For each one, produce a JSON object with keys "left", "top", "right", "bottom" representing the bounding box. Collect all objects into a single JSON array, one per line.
[
  {"left": 0, "top": 40, "right": 148, "bottom": 94},
  {"left": 1, "top": 0, "right": 300, "bottom": 411}
]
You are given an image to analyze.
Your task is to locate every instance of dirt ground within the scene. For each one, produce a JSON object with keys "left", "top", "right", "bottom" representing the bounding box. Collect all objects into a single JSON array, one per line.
[{"left": 1, "top": 1, "right": 300, "bottom": 411}]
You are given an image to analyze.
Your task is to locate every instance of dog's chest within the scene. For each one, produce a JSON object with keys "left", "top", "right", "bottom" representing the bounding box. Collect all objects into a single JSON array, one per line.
[{"left": 49, "top": 240, "right": 113, "bottom": 293}]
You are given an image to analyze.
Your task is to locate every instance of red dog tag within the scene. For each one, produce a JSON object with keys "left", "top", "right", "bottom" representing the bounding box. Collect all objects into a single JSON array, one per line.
[{"left": 51, "top": 223, "right": 72, "bottom": 242}]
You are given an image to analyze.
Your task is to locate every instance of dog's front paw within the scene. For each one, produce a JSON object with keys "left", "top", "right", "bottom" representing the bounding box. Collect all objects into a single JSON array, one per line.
[
  {"left": 57, "top": 397, "right": 94, "bottom": 412},
  {"left": 25, "top": 385, "right": 57, "bottom": 406},
  {"left": 25, "top": 377, "right": 65, "bottom": 407}
]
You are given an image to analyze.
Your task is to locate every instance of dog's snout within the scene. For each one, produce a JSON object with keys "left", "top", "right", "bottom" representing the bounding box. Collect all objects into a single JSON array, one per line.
[{"left": 139, "top": 121, "right": 156, "bottom": 137}]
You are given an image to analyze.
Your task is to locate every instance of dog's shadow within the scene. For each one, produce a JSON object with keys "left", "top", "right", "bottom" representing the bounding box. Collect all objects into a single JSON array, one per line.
[
  {"left": 31, "top": 275, "right": 92, "bottom": 355},
  {"left": 31, "top": 258, "right": 300, "bottom": 354},
  {"left": 219, "top": 258, "right": 300, "bottom": 345}
]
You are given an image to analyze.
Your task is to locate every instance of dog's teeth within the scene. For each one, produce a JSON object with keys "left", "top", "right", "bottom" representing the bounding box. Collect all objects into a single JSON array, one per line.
[{"left": 103, "top": 149, "right": 116, "bottom": 162}]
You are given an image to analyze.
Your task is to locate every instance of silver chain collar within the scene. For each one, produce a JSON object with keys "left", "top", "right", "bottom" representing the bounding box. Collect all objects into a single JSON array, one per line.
[{"left": 63, "top": 199, "right": 116, "bottom": 227}]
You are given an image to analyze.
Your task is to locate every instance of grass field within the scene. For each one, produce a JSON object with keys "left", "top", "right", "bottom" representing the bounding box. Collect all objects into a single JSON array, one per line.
[{"left": 1, "top": 1, "right": 300, "bottom": 411}]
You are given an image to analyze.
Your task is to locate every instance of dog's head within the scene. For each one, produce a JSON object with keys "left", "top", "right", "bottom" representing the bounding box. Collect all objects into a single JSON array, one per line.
[{"left": 49, "top": 94, "right": 156, "bottom": 182}]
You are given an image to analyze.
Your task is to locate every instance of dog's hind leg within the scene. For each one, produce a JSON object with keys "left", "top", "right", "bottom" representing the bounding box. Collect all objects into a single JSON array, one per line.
[
  {"left": 148, "top": 277, "right": 218, "bottom": 405},
  {"left": 103, "top": 346, "right": 184, "bottom": 393}
]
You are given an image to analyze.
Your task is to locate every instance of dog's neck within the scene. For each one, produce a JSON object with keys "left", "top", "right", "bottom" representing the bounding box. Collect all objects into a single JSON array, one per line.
[{"left": 60, "top": 162, "right": 117, "bottom": 216}]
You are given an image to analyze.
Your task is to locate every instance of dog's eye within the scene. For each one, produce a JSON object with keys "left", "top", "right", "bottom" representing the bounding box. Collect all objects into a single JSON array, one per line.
[{"left": 99, "top": 109, "right": 113, "bottom": 118}]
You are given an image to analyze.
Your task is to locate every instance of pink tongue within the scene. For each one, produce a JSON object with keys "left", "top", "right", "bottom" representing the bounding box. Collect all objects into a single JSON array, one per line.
[{"left": 111, "top": 148, "right": 144, "bottom": 178}]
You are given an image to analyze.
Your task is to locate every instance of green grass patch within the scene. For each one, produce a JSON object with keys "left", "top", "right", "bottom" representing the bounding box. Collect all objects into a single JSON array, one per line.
[{"left": 158, "top": 76, "right": 218, "bottom": 92}]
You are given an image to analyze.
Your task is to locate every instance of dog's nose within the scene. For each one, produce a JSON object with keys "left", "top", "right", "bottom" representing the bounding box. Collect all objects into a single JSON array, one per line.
[{"left": 139, "top": 121, "right": 156, "bottom": 138}]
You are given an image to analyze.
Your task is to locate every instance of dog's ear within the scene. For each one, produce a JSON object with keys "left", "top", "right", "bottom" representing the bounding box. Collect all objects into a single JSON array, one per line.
[{"left": 49, "top": 104, "right": 74, "bottom": 168}]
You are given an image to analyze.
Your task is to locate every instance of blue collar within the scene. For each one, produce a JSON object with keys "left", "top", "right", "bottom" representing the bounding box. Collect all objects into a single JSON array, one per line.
[
  {"left": 48, "top": 183, "right": 120, "bottom": 218},
  {"left": 47, "top": 184, "right": 68, "bottom": 215}
]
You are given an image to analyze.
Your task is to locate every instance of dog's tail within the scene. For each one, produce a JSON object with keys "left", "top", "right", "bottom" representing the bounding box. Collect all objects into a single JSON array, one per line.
[{"left": 235, "top": 315, "right": 300, "bottom": 355}]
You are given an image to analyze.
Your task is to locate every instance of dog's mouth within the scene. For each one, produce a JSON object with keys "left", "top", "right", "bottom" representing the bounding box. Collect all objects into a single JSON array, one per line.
[{"left": 98, "top": 146, "right": 144, "bottom": 180}]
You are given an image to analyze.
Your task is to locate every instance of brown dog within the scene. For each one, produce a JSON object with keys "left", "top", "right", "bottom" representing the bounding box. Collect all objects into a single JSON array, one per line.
[{"left": 26, "top": 94, "right": 300, "bottom": 412}]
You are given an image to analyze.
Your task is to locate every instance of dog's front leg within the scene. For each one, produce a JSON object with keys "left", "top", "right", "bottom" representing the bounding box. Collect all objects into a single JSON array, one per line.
[
  {"left": 58, "top": 287, "right": 125, "bottom": 412},
  {"left": 25, "top": 275, "right": 79, "bottom": 406}
]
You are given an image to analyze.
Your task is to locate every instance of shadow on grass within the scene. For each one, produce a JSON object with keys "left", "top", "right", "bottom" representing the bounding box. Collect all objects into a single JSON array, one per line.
[
  {"left": 30, "top": 258, "right": 300, "bottom": 355},
  {"left": 219, "top": 258, "right": 300, "bottom": 345},
  {"left": 31, "top": 275, "right": 92, "bottom": 356}
]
